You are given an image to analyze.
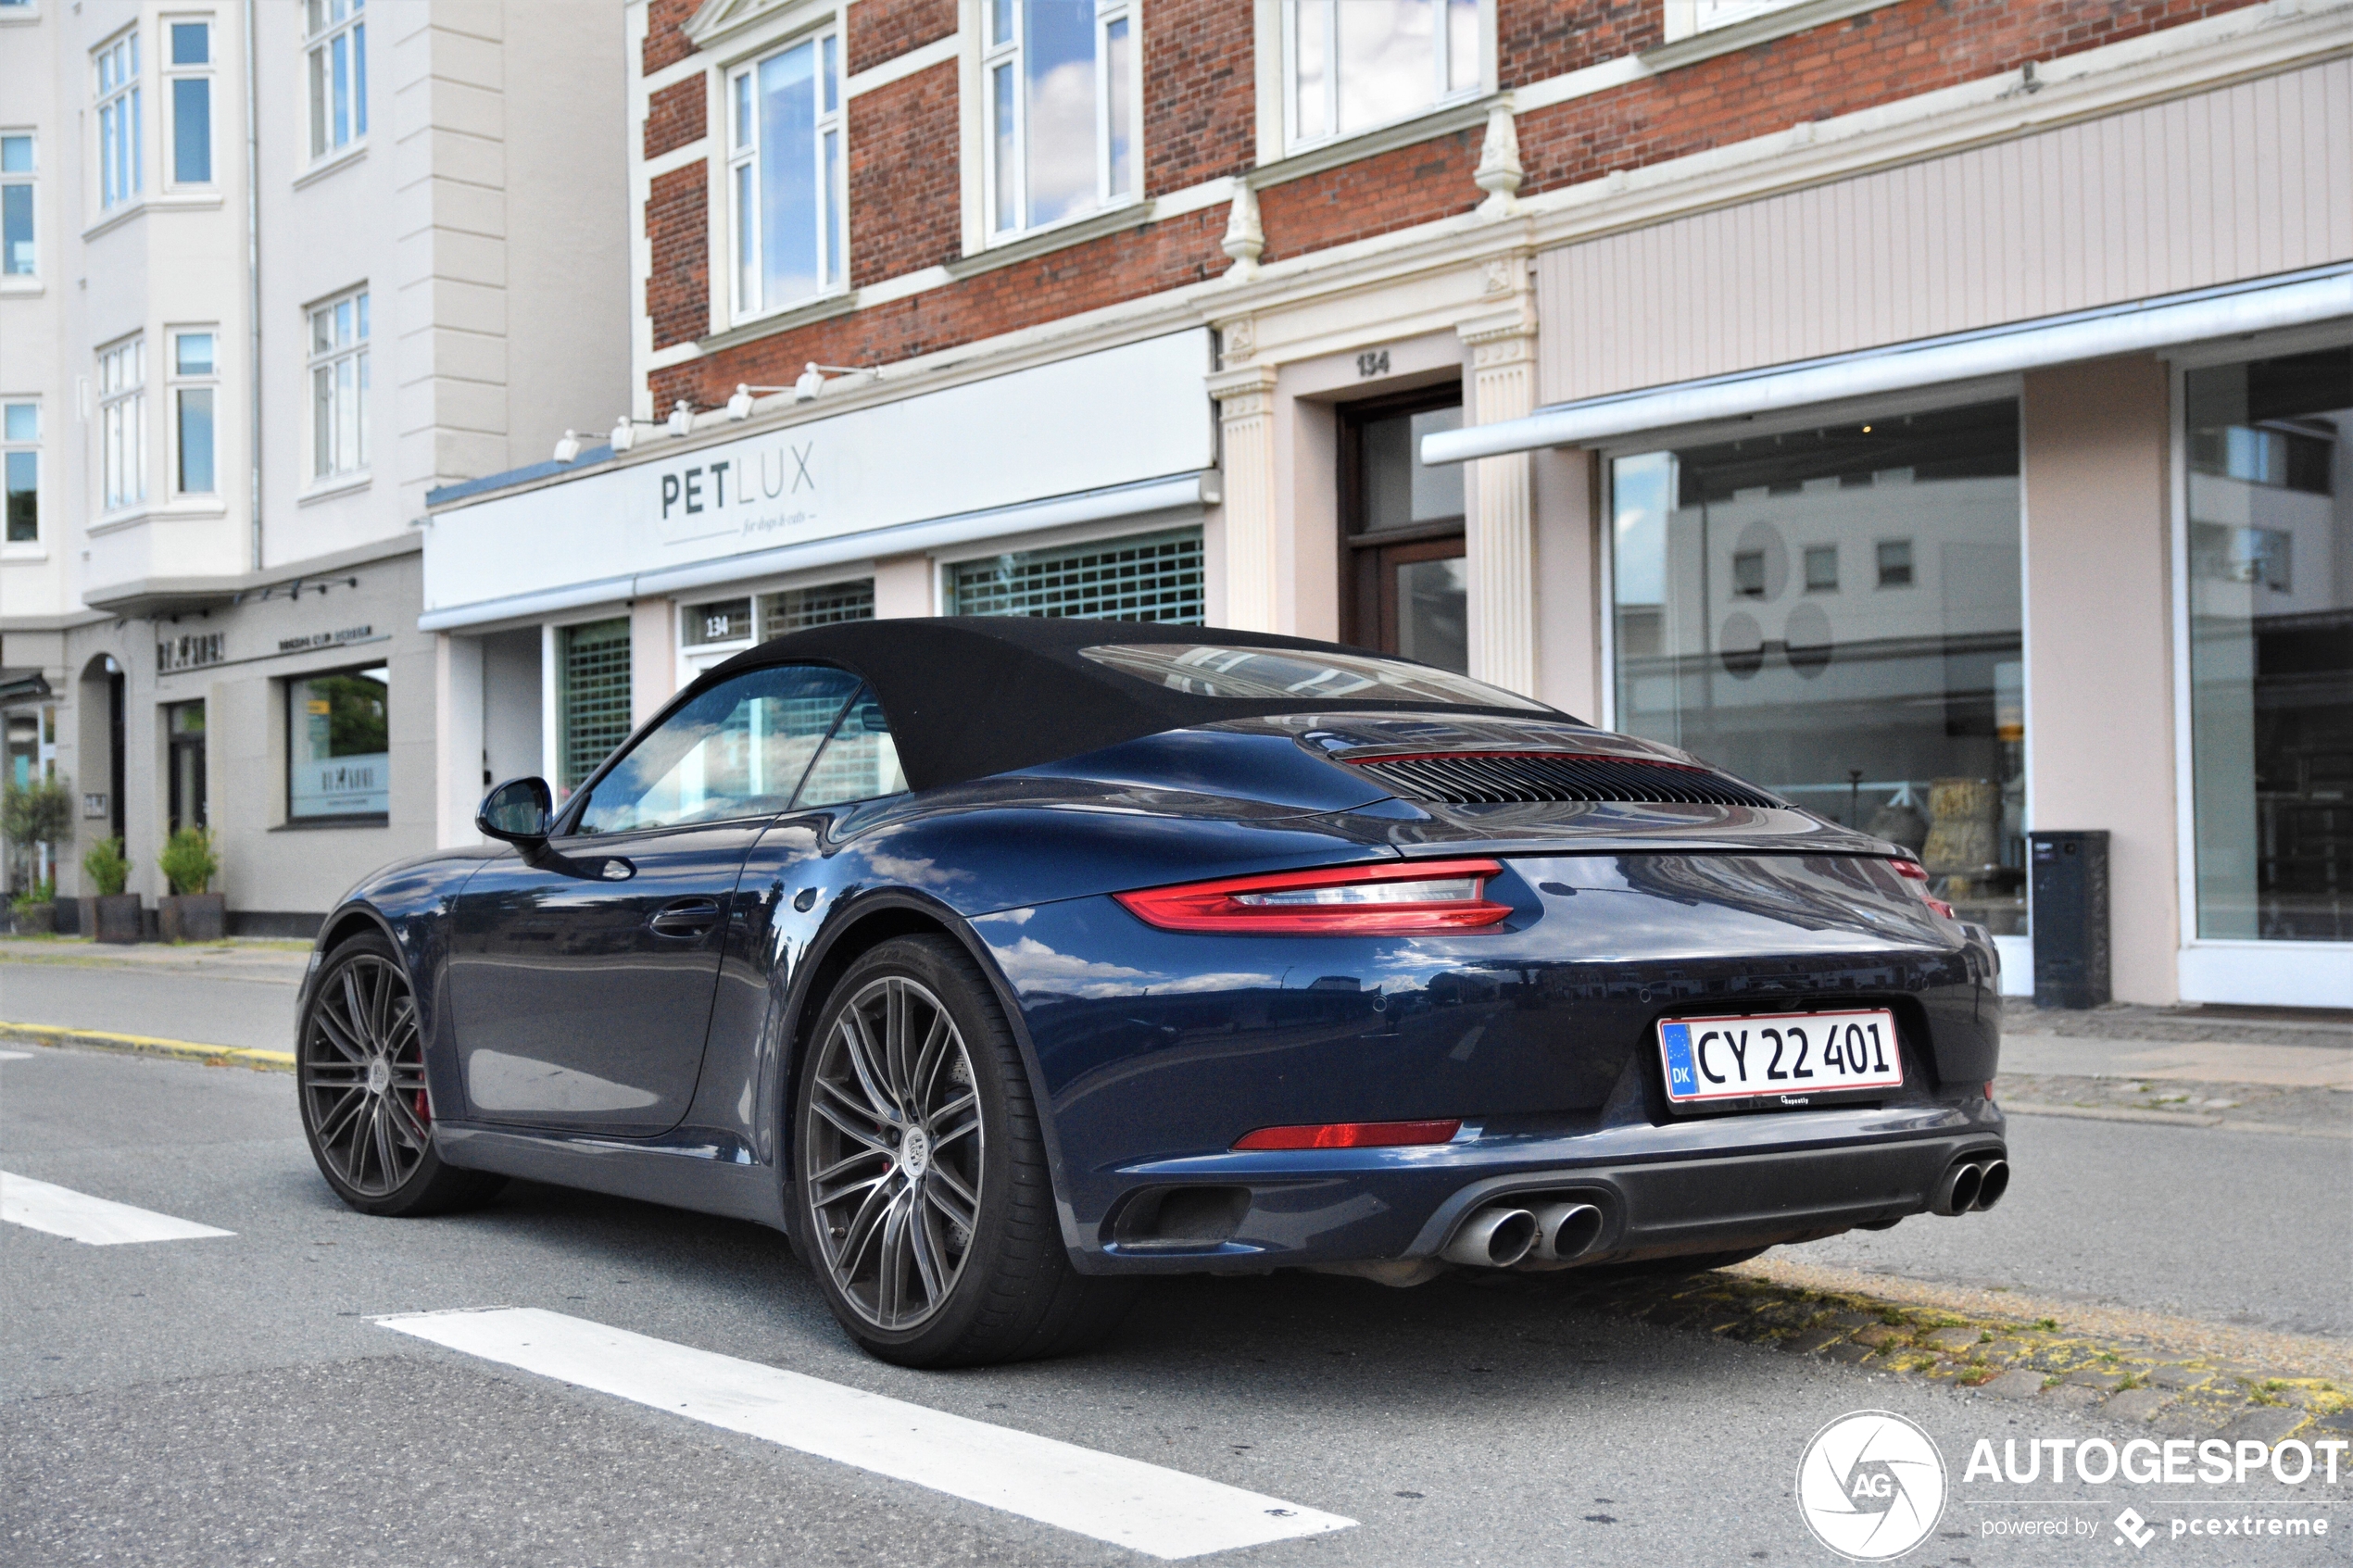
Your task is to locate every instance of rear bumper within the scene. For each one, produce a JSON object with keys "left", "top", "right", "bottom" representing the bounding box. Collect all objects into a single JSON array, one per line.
[{"left": 1073, "top": 1102, "right": 2006, "bottom": 1273}]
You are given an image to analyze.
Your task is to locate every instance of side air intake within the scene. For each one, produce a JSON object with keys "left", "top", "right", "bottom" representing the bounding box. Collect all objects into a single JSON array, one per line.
[{"left": 1346, "top": 752, "right": 1781, "bottom": 809}]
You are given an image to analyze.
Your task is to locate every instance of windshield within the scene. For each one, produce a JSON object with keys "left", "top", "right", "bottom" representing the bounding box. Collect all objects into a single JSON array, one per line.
[{"left": 1078, "top": 644, "right": 1548, "bottom": 710}]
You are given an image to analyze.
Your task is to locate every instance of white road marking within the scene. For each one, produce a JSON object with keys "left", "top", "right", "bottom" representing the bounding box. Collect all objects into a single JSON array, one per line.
[
  {"left": 0, "top": 1049, "right": 31, "bottom": 1060},
  {"left": 380, "top": 1307, "right": 1356, "bottom": 1560},
  {"left": 0, "top": 1170, "right": 236, "bottom": 1245}
]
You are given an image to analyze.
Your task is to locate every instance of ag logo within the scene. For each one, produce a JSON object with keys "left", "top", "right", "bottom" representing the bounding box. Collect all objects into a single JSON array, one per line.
[{"left": 1795, "top": 1411, "right": 1947, "bottom": 1561}]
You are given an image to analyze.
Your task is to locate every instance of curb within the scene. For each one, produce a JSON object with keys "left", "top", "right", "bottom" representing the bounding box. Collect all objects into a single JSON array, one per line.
[
  {"left": 0, "top": 1022, "right": 295, "bottom": 1073},
  {"left": 2002, "top": 1100, "right": 2349, "bottom": 1139}
]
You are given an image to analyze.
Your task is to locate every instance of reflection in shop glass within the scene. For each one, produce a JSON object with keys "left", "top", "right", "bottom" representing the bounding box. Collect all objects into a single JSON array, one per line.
[{"left": 288, "top": 663, "right": 389, "bottom": 819}]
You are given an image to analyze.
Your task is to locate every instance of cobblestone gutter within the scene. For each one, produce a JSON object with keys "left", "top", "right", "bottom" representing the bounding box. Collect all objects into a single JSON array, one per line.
[{"left": 1497, "top": 1260, "right": 2353, "bottom": 1444}]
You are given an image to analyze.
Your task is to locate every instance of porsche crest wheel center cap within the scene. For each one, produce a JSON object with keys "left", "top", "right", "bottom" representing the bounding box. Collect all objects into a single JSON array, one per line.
[
  {"left": 900, "top": 1126, "right": 931, "bottom": 1177},
  {"left": 365, "top": 1057, "right": 391, "bottom": 1097}
]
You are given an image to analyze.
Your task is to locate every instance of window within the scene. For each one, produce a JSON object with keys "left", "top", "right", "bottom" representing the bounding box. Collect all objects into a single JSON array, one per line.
[
  {"left": 1285, "top": 0, "right": 1478, "bottom": 150},
  {"left": 95, "top": 31, "right": 142, "bottom": 211},
  {"left": 306, "top": 0, "right": 367, "bottom": 159},
  {"left": 949, "top": 527, "right": 1202, "bottom": 621},
  {"left": 2, "top": 133, "right": 32, "bottom": 276},
  {"left": 1610, "top": 401, "right": 2026, "bottom": 933},
  {"left": 167, "top": 698, "right": 206, "bottom": 832},
  {"left": 170, "top": 330, "right": 216, "bottom": 495},
  {"left": 3, "top": 402, "right": 35, "bottom": 543},
  {"left": 1341, "top": 390, "right": 1467, "bottom": 671},
  {"left": 557, "top": 617, "right": 632, "bottom": 797},
  {"left": 2184, "top": 346, "right": 2351, "bottom": 942},
  {"left": 796, "top": 686, "right": 909, "bottom": 809},
  {"left": 98, "top": 337, "right": 145, "bottom": 510},
  {"left": 574, "top": 663, "right": 862, "bottom": 834},
  {"left": 1661, "top": 0, "right": 1797, "bottom": 43},
  {"left": 165, "top": 20, "right": 211, "bottom": 185},
  {"left": 1876, "top": 539, "right": 1914, "bottom": 587},
  {"left": 983, "top": 0, "right": 1137, "bottom": 237},
  {"left": 1804, "top": 545, "right": 1840, "bottom": 593},
  {"left": 727, "top": 31, "right": 843, "bottom": 319},
  {"left": 761, "top": 578, "right": 873, "bottom": 633},
  {"left": 308, "top": 288, "right": 367, "bottom": 479},
  {"left": 288, "top": 665, "right": 388, "bottom": 821}
]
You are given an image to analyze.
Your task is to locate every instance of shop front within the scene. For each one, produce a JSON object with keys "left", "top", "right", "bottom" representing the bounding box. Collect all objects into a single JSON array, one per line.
[{"left": 419, "top": 331, "right": 1220, "bottom": 842}]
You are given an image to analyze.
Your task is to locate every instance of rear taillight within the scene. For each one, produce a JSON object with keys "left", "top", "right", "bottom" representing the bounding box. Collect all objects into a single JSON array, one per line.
[
  {"left": 1114, "top": 859, "right": 1511, "bottom": 935},
  {"left": 1233, "top": 1119, "right": 1462, "bottom": 1150},
  {"left": 1891, "top": 858, "right": 1957, "bottom": 920}
]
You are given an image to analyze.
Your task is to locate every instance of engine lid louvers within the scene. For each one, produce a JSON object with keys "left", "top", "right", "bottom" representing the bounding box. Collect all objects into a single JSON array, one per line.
[{"left": 1345, "top": 751, "right": 1781, "bottom": 809}]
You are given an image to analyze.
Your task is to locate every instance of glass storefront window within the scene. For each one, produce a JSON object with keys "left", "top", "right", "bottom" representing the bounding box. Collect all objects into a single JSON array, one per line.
[
  {"left": 761, "top": 578, "right": 874, "bottom": 633},
  {"left": 2185, "top": 346, "right": 2352, "bottom": 942},
  {"left": 949, "top": 527, "right": 1202, "bottom": 621},
  {"left": 288, "top": 665, "right": 388, "bottom": 820},
  {"left": 558, "top": 617, "right": 633, "bottom": 797},
  {"left": 1611, "top": 400, "right": 2028, "bottom": 932}
]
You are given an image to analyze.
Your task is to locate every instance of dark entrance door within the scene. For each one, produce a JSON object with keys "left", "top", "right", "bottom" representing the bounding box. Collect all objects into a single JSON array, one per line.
[
  {"left": 1340, "top": 386, "right": 1469, "bottom": 672},
  {"left": 447, "top": 662, "right": 862, "bottom": 1135},
  {"left": 166, "top": 700, "right": 207, "bottom": 832},
  {"left": 107, "top": 667, "right": 125, "bottom": 843}
]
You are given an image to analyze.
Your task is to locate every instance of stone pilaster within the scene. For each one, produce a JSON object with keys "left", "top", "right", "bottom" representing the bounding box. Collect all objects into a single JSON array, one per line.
[
  {"left": 1206, "top": 344, "right": 1280, "bottom": 633},
  {"left": 1457, "top": 281, "right": 1539, "bottom": 696}
]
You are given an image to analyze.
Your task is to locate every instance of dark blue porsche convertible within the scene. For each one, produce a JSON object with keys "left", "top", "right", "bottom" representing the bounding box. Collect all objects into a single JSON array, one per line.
[{"left": 296, "top": 617, "right": 2008, "bottom": 1367}]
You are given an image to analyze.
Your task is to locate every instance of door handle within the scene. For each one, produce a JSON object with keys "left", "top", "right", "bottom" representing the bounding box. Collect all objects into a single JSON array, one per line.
[{"left": 648, "top": 897, "right": 724, "bottom": 938}]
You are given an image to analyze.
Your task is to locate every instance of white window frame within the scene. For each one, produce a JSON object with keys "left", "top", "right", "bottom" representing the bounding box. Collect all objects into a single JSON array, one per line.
[
  {"left": 2163, "top": 324, "right": 2353, "bottom": 1008},
  {"left": 979, "top": 0, "right": 1141, "bottom": 242},
  {"left": 1661, "top": 0, "right": 1798, "bottom": 44},
  {"left": 1280, "top": 0, "right": 1482, "bottom": 156},
  {"left": 306, "top": 287, "right": 368, "bottom": 483},
  {"left": 162, "top": 15, "right": 214, "bottom": 190},
  {"left": 3, "top": 397, "right": 39, "bottom": 549},
  {"left": 97, "top": 336, "right": 147, "bottom": 513},
  {"left": 724, "top": 26, "right": 845, "bottom": 324},
  {"left": 304, "top": 0, "right": 367, "bottom": 164},
  {"left": 0, "top": 131, "right": 33, "bottom": 282},
  {"left": 94, "top": 29, "right": 143, "bottom": 213},
  {"left": 170, "top": 326, "right": 218, "bottom": 496}
]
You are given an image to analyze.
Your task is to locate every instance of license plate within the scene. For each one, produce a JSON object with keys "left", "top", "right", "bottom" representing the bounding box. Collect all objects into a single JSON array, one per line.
[{"left": 1656, "top": 1009, "right": 1903, "bottom": 1110}]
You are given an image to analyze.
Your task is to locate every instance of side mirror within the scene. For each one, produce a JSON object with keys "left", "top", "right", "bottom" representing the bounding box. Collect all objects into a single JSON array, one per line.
[{"left": 477, "top": 776, "right": 553, "bottom": 845}]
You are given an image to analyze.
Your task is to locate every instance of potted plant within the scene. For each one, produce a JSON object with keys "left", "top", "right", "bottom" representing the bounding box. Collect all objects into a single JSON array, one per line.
[
  {"left": 9, "top": 879, "right": 57, "bottom": 935},
  {"left": 157, "top": 827, "right": 226, "bottom": 943},
  {"left": 80, "top": 835, "right": 143, "bottom": 944}
]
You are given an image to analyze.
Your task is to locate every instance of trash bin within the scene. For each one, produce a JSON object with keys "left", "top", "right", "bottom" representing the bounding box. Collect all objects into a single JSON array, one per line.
[{"left": 2030, "top": 831, "right": 2109, "bottom": 1010}]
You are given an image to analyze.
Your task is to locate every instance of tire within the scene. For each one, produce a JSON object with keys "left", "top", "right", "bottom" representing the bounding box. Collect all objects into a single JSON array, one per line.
[
  {"left": 792, "top": 935, "right": 1136, "bottom": 1368},
  {"left": 297, "top": 930, "right": 506, "bottom": 1218}
]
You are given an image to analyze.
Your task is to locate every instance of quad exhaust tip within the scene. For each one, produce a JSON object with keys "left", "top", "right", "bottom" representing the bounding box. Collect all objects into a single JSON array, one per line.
[
  {"left": 1441, "top": 1199, "right": 1605, "bottom": 1269},
  {"left": 1933, "top": 1157, "right": 2009, "bottom": 1216}
]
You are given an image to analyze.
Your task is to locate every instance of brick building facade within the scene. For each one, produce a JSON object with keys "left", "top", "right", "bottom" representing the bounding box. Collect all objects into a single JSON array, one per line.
[{"left": 421, "top": 0, "right": 2352, "bottom": 1010}]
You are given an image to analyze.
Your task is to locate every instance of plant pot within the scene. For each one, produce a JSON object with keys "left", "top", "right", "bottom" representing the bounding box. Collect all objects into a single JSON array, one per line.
[
  {"left": 10, "top": 901, "right": 57, "bottom": 935},
  {"left": 158, "top": 893, "right": 227, "bottom": 943},
  {"left": 91, "top": 893, "right": 144, "bottom": 944}
]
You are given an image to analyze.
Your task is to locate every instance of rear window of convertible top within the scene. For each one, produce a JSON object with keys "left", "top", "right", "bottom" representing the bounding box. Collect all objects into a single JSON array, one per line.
[{"left": 1078, "top": 644, "right": 1547, "bottom": 710}]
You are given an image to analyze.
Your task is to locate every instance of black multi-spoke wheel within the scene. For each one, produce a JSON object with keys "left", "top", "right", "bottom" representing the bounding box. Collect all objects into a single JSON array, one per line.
[
  {"left": 794, "top": 935, "right": 1137, "bottom": 1367},
  {"left": 803, "top": 974, "right": 984, "bottom": 1332},
  {"left": 297, "top": 932, "right": 504, "bottom": 1217}
]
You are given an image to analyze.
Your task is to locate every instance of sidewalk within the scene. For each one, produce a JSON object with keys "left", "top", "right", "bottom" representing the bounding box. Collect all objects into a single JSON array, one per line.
[
  {"left": 1998, "top": 998, "right": 2351, "bottom": 1138},
  {"left": 0, "top": 935, "right": 310, "bottom": 982}
]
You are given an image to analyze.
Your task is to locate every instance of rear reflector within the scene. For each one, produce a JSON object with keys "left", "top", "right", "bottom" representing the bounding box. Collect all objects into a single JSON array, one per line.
[
  {"left": 1114, "top": 859, "right": 1510, "bottom": 935},
  {"left": 1232, "top": 1119, "right": 1462, "bottom": 1150}
]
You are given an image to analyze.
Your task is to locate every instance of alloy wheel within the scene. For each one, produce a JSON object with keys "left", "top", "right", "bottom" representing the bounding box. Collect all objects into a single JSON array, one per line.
[
  {"left": 301, "top": 953, "right": 432, "bottom": 1197},
  {"left": 804, "top": 974, "right": 984, "bottom": 1332}
]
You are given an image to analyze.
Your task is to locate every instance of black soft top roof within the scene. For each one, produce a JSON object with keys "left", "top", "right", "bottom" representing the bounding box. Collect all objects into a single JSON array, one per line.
[{"left": 703, "top": 617, "right": 1559, "bottom": 793}]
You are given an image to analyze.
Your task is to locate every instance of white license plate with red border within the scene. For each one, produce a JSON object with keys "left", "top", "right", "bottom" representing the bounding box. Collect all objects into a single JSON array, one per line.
[{"left": 1656, "top": 1009, "right": 1903, "bottom": 1109}]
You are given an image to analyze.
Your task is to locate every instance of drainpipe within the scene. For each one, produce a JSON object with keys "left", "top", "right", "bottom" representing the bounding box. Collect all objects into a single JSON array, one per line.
[{"left": 243, "top": 0, "right": 263, "bottom": 571}]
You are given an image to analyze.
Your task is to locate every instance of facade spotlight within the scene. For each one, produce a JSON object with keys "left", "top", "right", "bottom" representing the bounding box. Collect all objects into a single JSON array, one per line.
[
  {"left": 553, "top": 429, "right": 586, "bottom": 463},
  {"left": 793, "top": 362, "right": 875, "bottom": 402},
  {"left": 726, "top": 383, "right": 799, "bottom": 420},
  {"left": 666, "top": 399, "right": 696, "bottom": 437}
]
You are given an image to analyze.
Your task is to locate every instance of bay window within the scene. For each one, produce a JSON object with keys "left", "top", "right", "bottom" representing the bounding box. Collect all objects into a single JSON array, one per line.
[
  {"left": 305, "top": 0, "right": 366, "bottom": 160},
  {"left": 3, "top": 133, "right": 33, "bottom": 277},
  {"left": 166, "top": 19, "right": 211, "bottom": 185},
  {"left": 172, "top": 329, "right": 216, "bottom": 495},
  {"left": 983, "top": 0, "right": 1137, "bottom": 238},
  {"left": 308, "top": 288, "right": 368, "bottom": 479},
  {"left": 4, "top": 402, "right": 36, "bottom": 545},
  {"left": 98, "top": 337, "right": 146, "bottom": 511},
  {"left": 95, "top": 30, "right": 142, "bottom": 211},
  {"left": 727, "top": 31, "right": 844, "bottom": 320},
  {"left": 1285, "top": 0, "right": 1479, "bottom": 151}
]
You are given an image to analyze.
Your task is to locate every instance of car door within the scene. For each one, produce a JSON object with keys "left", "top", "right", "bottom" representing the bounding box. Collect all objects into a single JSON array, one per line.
[{"left": 448, "top": 662, "right": 864, "bottom": 1135}]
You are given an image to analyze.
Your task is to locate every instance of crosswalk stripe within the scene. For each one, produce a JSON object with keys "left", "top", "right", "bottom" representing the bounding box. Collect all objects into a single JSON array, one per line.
[
  {"left": 380, "top": 1307, "right": 1356, "bottom": 1560},
  {"left": 0, "top": 1170, "right": 236, "bottom": 1246}
]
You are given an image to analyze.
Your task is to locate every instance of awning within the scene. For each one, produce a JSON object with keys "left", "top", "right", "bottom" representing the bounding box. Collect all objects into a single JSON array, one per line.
[{"left": 1422, "top": 263, "right": 2353, "bottom": 466}]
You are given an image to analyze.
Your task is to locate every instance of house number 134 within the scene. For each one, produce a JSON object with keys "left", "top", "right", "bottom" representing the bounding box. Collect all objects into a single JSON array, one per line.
[{"left": 1356, "top": 350, "right": 1390, "bottom": 378}]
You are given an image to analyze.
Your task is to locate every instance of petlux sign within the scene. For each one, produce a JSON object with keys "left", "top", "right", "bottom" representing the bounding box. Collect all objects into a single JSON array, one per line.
[{"left": 419, "top": 331, "right": 1213, "bottom": 622}]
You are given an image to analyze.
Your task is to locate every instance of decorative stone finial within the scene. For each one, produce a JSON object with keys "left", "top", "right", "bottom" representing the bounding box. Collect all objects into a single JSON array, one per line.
[
  {"left": 1474, "top": 105, "right": 1523, "bottom": 217},
  {"left": 1222, "top": 182, "right": 1265, "bottom": 279}
]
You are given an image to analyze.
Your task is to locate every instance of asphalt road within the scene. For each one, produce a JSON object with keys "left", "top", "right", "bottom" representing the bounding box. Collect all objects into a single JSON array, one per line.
[{"left": 14, "top": 1045, "right": 2345, "bottom": 1568}]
